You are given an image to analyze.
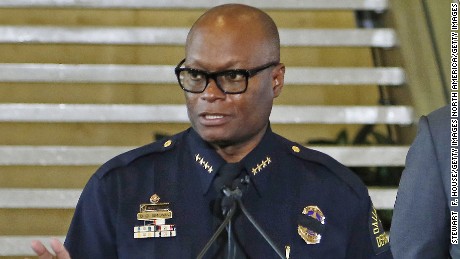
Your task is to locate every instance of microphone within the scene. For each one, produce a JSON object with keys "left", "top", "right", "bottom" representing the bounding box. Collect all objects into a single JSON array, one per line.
[
  {"left": 197, "top": 168, "right": 285, "bottom": 259},
  {"left": 220, "top": 175, "right": 249, "bottom": 215},
  {"left": 196, "top": 164, "right": 245, "bottom": 259},
  {"left": 219, "top": 175, "right": 286, "bottom": 259},
  {"left": 226, "top": 175, "right": 285, "bottom": 258}
]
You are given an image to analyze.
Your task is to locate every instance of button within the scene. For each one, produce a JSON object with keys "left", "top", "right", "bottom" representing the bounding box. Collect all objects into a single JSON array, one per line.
[
  {"left": 292, "top": 146, "right": 300, "bottom": 153},
  {"left": 164, "top": 140, "right": 172, "bottom": 148}
]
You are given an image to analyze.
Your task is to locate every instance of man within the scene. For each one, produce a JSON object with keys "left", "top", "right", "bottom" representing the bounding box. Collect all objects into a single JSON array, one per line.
[
  {"left": 32, "top": 4, "right": 392, "bottom": 258},
  {"left": 391, "top": 105, "right": 459, "bottom": 258}
]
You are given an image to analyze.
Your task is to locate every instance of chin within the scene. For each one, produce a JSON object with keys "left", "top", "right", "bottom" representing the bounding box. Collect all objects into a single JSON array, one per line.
[
  {"left": 199, "top": 131, "right": 229, "bottom": 143},
  {"left": 195, "top": 127, "right": 233, "bottom": 145}
]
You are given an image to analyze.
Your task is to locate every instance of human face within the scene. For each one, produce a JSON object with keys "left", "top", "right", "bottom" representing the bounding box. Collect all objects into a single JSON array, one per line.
[{"left": 183, "top": 21, "right": 284, "bottom": 147}]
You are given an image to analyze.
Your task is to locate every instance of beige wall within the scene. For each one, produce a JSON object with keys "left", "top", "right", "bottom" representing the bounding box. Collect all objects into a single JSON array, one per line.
[
  {"left": 427, "top": 0, "right": 453, "bottom": 98},
  {"left": 387, "top": 0, "right": 453, "bottom": 117}
]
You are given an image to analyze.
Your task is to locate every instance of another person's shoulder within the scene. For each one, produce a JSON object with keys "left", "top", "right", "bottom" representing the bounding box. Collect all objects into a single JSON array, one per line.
[
  {"left": 273, "top": 133, "right": 369, "bottom": 199},
  {"left": 93, "top": 130, "right": 188, "bottom": 179},
  {"left": 419, "top": 105, "right": 450, "bottom": 145},
  {"left": 425, "top": 105, "right": 450, "bottom": 125},
  {"left": 427, "top": 104, "right": 450, "bottom": 119}
]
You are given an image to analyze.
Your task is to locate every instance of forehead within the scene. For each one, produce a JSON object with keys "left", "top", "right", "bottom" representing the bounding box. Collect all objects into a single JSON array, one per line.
[{"left": 185, "top": 16, "right": 270, "bottom": 68}]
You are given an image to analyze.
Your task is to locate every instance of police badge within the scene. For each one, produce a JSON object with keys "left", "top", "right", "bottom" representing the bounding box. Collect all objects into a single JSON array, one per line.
[{"left": 297, "top": 205, "right": 326, "bottom": 244}]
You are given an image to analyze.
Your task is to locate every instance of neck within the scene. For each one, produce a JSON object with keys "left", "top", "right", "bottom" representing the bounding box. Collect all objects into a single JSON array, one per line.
[{"left": 211, "top": 125, "right": 268, "bottom": 163}]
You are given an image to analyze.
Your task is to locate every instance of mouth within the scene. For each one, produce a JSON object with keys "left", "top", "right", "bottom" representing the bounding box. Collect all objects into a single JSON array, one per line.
[
  {"left": 204, "top": 114, "right": 224, "bottom": 120},
  {"left": 198, "top": 112, "right": 229, "bottom": 126}
]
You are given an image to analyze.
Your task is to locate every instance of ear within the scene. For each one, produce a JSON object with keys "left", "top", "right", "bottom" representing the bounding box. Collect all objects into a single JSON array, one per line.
[{"left": 271, "top": 63, "right": 285, "bottom": 98}]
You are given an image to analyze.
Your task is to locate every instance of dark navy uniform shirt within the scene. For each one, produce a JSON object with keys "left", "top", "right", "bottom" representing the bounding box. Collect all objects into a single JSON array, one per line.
[{"left": 64, "top": 127, "right": 392, "bottom": 258}]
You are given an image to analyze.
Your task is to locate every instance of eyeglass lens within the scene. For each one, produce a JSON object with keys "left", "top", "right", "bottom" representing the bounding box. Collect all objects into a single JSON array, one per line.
[{"left": 178, "top": 70, "right": 247, "bottom": 93}]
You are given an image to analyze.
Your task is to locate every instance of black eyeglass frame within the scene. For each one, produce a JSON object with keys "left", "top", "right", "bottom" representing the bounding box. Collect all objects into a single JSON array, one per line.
[{"left": 174, "top": 59, "right": 280, "bottom": 94}]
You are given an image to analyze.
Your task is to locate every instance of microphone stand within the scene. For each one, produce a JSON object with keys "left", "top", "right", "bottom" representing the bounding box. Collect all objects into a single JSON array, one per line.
[
  {"left": 196, "top": 180, "right": 285, "bottom": 259},
  {"left": 236, "top": 197, "right": 285, "bottom": 259},
  {"left": 196, "top": 201, "right": 237, "bottom": 259}
]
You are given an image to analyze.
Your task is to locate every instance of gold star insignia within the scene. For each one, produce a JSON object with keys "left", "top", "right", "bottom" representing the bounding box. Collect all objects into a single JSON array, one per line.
[
  {"left": 194, "top": 154, "right": 214, "bottom": 174},
  {"left": 251, "top": 156, "right": 272, "bottom": 176}
]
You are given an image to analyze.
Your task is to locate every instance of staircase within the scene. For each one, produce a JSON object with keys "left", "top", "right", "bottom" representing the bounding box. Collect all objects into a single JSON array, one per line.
[{"left": 0, "top": 0, "right": 411, "bottom": 256}]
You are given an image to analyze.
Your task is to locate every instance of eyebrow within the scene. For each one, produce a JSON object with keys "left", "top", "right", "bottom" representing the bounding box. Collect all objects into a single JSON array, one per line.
[{"left": 184, "top": 59, "right": 243, "bottom": 72}]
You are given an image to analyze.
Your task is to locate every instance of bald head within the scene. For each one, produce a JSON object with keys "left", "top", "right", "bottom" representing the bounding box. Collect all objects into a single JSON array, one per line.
[{"left": 185, "top": 4, "right": 280, "bottom": 63}]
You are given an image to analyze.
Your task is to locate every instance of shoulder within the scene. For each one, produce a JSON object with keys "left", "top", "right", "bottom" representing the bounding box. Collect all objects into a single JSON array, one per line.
[
  {"left": 416, "top": 105, "right": 450, "bottom": 151},
  {"left": 423, "top": 105, "right": 450, "bottom": 133},
  {"left": 93, "top": 130, "right": 188, "bottom": 179},
  {"left": 426, "top": 105, "right": 450, "bottom": 121},
  {"left": 273, "top": 133, "right": 369, "bottom": 199}
]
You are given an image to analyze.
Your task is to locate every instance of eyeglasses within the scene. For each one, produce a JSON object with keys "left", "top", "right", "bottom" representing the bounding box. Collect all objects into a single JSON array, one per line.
[{"left": 174, "top": 59, "right": 279, "bottom": 94}]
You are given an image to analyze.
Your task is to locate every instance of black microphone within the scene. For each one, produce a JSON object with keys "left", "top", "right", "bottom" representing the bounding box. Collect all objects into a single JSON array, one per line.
[
  {"left": 221, "top": 175, "right": 285, "bottom": 259},
  {"left": 196, "top": 163, "right": 244, "bottom": 259},
  {"left": 220, "top": 175, "right": 250, "bottom": 215},
  {"left": 197, "top": 165, "right": 285, "bottom": 259}
]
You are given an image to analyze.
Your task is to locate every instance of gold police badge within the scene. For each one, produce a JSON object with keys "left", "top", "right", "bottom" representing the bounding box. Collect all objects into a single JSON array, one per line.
[{"left": 297, "top": 205, "right": 326, "bottom": 244}]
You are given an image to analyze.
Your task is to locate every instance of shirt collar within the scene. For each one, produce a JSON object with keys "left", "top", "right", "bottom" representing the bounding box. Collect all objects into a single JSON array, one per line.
[
  {"left": 185, "top": 126, "right": 278, "bottom": 195},
  {"left": 186, "top": 128, "right": 226, "bottom": 194},
  {"left": 239, "top": 126, "right": 278, "bottom": 196}
]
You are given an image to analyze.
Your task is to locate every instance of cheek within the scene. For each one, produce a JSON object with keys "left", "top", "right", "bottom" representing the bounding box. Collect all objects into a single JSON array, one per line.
[
  {"left": 250, "top": 82, "right": 274, "bottom": 110},
  {"left": 184, "top": 94, "right": 199, "bottom": 123},
  {"left": 184, "top": 93, "right": 197, "bottom": 109},
  {"left": 235, "top": 89, "right": 273, "bottom": 122}
]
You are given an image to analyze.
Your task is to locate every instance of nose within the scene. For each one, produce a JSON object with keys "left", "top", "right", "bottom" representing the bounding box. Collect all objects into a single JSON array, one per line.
[{"left": 201, "top": 78, "right": 226, "bottom": 102}]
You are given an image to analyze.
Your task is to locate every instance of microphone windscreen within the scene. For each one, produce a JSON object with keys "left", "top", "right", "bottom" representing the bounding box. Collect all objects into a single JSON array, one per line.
[{"left": 213, "top": 163, "right": 242, "bottom": 193}]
